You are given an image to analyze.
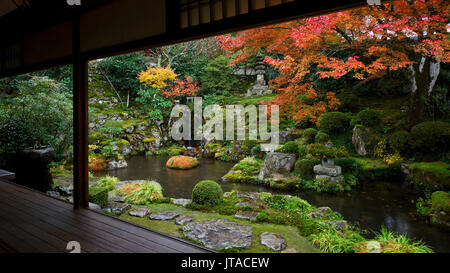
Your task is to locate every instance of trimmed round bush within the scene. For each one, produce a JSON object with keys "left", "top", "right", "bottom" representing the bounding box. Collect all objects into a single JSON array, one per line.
[
  {"left": 389, "top": 130, "right": 409, "bottom": 154},
  {"left": 295, "top": 159, "right": 315, "bottom": 179},
  {"left": 297, "top": 145, "right": 308, "bottom": 158},
  {"left": 192, "top": 180, "right": 223, "bottom": 205},
  {"left": 315, "top": 131, "right": 330, "bottom": 143},
  {"left": 408, "top": 121, "right": 450, "bottom": 157},
  {"left": 281, "top": 141, "right": 299, "bottom": 154},
  {"left": 334, "top": 158, "right": 360, "bottom": 174},
  {"left": 303, "top": 128, "right": 318, "bottom": 143},
  {"left": 318, "top": 112, "right": 350, "bottom": 134},
  {"left": 431, "top": 191, "right": 450, "bottom": 213},
  {"left": 354, "top": 109, "right": 382, "bottom": 128}
]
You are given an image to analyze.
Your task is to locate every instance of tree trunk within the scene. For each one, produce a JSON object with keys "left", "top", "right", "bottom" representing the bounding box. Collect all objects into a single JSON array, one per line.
[{"left": 407, "top": 56, "right": 440, "bottom": 127}]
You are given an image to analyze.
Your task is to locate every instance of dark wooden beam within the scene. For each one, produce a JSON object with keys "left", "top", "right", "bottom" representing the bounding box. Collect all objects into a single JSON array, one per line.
[{"left": 72, "top": 15, "right": 89, "bottom": 210}]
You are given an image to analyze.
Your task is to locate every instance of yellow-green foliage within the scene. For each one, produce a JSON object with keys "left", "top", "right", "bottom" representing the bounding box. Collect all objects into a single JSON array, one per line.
[
  {"left": 116, "top": 181, "right": 163, "bottom": 205},
  {"left": 143, "top": 138, "right": 156, "bottom": 143},
  {"left": 223, "top": 157, "right": 264, "bottom": 183},
  {"left": 95, "top": 175, "right": 120, "bottom": 191},
  {"left": 431, "top": 191, "right": 450, "bottom": 213}
]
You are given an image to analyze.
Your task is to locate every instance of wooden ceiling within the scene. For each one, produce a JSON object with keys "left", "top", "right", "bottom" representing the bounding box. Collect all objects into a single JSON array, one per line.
[{"left": 0, "top": 0, "right": 370, "bottom": 78}]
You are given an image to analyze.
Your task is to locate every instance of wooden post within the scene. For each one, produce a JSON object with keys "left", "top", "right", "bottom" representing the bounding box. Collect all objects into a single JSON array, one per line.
[{"left": 72, "top": 15, "right": 89, "bottom": 209}]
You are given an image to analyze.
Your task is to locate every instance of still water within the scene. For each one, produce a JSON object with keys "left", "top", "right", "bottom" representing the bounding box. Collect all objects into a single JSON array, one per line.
[{"left": 95, "top": 155, "right": 450, "bottom": 252}]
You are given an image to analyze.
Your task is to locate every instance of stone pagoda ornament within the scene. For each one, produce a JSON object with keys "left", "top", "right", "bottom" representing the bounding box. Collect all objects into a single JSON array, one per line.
[{"left": 246, "top": 60, "right": 272, "bottom": 97}]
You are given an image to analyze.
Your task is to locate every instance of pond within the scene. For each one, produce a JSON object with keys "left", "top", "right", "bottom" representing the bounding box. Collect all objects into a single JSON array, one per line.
[{"left": 95, "top": 155, "right": 450, "bottom": 253}]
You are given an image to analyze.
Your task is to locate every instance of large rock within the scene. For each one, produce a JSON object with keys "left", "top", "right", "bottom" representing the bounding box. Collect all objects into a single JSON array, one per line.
[
  {"left": 260, "top": 232, "right": 287, "bottom": 251},
  {"left": 259, "top": 152, "right": 296, "bottom": 180},
  {"left": 183, "top": 219, "right": 253, "bottom": 250},
  {"left": 308, "top": 207, "right": 332, "bottom": 219},
  {"left": 175, "top": 216, "right": 194, "bottom": 225},
  {"left": 324, "top": 220, "right": 349, "bottom": 231},
  {"left": 129, "top": 208, "right": 151, "bottom": 218},
  {"left": 166, "top": 155, "right": 199, "bottom": 170},
  {"left": 150, "top": 212, "right": 179, "bottom": 220},
  {"left": 235, "top": 210, "right": 259, "bottom": 221},
  {"left": 313, "top": 165, "right": 342, "bottom": 177},
  {"left": 352, "top": 126, "right": 370, "bottom": 156},
  {"left": 108, "top": 160, "right": 128, "bottom": 170},
  {"left": 172, "top": 198, "right": 191, "bottom": 207}
]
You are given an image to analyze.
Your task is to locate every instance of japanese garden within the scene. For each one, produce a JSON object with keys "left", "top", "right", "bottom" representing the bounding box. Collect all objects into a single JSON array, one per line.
[{"left": 0, "top": 0, "right": 448, "bottom": 253}]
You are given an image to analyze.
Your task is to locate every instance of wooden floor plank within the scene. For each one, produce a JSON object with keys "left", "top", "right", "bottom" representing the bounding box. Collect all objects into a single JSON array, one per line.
[
  {"left": 0, "top": 181, "right": 213, "bottom": 253},
  {"left": 0, "top": 185, "right": 176, "bottom": 252},
  {"left": 3, "top": 182, "right": 207, "bottom": 253}
]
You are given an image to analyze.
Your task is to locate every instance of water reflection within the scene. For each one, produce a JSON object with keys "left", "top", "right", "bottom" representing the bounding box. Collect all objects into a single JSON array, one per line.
[{"left": 95, "top": 155, "right": 450, "bottom": 252}]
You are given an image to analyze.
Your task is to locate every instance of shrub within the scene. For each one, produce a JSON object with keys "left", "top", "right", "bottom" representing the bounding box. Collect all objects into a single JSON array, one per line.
[
  {"left": 89, "top": 187, "right": 108, "bottom": 207},
  {"left": 297, "top": 145, "right": 308, "bottom": 158},
  {"left": 315, "top": 131, "right": 330, "bottom": 143},
  {"left": 408, "top": 121, "right": 450, "bottom": 158},
  {"left": 0, "top": 76, "right": 72, "bottom": 159},
  {"left": 116, "top": 181, "right": 163, "bottom": 205},
  {"left": 88, "top": 154, "right": 107, "bottom": 171},
  {"left": 318, "top": 112, "right": 350, "bottom": 134},
  {"left": 409, "top": 162, "right": 450, "bottom": 192},
  {"left": 295, "top": 159, "right": 315, "bottom": 179},
  {"left": 353, "top": 109, "right": 382, "bottom": 128},
  {"left": 389, "top": 130, "right": 410, "bottom": 154},
  {"left": 307, "top": 143, "right": 348, "bottom": 159},
  {"left": 303, "top": 128, "right": 318, "bottom": 143},
  {"left": 334, "top": 158, "right": 360, "bottom": 174},
  {"left": 281, "top": 141, "right": 299, "bottom": 154},
  {"left": 431, "top": 191, "right": 450, "bottom": 213},
  {"left": 95, "top": 175, "right": 120, "bottom": 191},
  {"left": 192, "top": 180, "right": 223, "bottom": 205}
]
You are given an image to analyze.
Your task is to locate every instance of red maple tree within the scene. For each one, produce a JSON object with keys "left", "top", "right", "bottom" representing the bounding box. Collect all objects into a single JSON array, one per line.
[{"left": 217, "top": 0, "right": 449, "bottom": 125}]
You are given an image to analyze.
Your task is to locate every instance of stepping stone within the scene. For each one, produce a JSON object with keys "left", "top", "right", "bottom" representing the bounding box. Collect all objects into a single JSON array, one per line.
[
  {"left": 235, "top": 210, "right": 259, "bottom": 221},
  {"left": 150, "top": 212, "right": 179, "bottom": 220},
  {"left": 235, "top": 201, "right": 260, "bottom": 209},
  {"left": 103, "top": 202, "right": 131, "bottom": 214},
  {"left": 88, "top": 202, "right": 102, "bottom": 211},
  {"left": 260, "top": 232, "right": 287, "bottom": 251},
  {"left": 46, "top": 191, "right": 60, "bottom": 198},
  {"left": 323, "top": 220, "right": 349, "bottom": 231},
  {"left": 183, "top": 219, "right": 253, "bottom": 250},
  {"left": 281, "top": 248, "right": 299, "bottom": 253},
  {"left": 236, "top": 192, "right": 259, "bottom": 202},
  {"left": 172, "top": 198, "right": 191, "bottom": 207},
  {"left": 129, "top": 208, "right": 151, "bottom": 218},
  {"left": 175, "top": 216, "right": 194, "bottom": 225}
]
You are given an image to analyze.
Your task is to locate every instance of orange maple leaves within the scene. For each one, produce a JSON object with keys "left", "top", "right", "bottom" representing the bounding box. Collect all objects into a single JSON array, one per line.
[{"left": 217, "top": 0, "right": 449, "bottom": 124}]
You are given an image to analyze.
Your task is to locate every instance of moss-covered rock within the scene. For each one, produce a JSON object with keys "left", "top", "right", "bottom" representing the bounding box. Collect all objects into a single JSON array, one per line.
[
  {"left": 409, "top": 162, "right": 450, "bottom": 193},
  {"left": 166, "top": 155, "right": 200, "bottom": 169},
  {"left": 431, "top": 191, "right": 450, "bottom": 213}
]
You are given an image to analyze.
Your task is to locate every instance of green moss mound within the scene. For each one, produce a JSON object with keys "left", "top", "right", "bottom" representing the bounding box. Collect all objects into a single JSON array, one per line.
[
  {"left": 318, "top": 112, "right": 350, "bottom": 134},
  {"left": 89, "top": 187, "right": 108, "bottom": 207},
  {"left": 192, "top": 180, "right": 223, "bottom": 205},
  {"left": 303, "top": 128, "right": 318, "bottom": 144},
  {"left": 409, "top": 162, "right": 450, "bottom": 192},
  {"left": 431, "top": 191, "right": 450, "bottom": 213},
  {"left": 315, "top": 131, "right": 330, "bottom": 143}
]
